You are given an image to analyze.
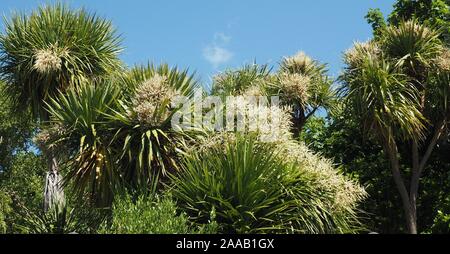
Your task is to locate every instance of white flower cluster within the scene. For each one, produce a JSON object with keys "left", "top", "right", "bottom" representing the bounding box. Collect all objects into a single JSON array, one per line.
[
  {"left": 281, "top": 51, "right": 315, "bottom": 74},
  {"left": 344, "top": 41, "right": 380, "bottom": 69},
  {"left": 436, "top": 47, "right": 450, "bottom": 72},
  {"left": 229, "top": 96, "right": 292, "bottom": 142},
  {"left": 278, "top": 73, "right": 310, "bottom": 104},
  {"left": 277, "top": 140, "right": 367, "bottom": 211},
  {"left": 132, "top": 74, "right": 178, "bottom": 125},
  {"left": 33, "top": 49, "right": 62, "bottom": 73}
]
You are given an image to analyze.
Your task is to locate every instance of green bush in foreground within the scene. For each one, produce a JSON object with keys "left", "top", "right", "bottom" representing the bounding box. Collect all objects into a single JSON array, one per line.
[
  {"left": 100, "top": 194, "right": 218, "bottom": 234},
  {"left": 171, "top": 135, "right": 365, "bottom": 233}
]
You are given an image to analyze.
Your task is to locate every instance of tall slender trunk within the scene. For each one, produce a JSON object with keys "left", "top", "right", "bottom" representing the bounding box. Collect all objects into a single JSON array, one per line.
[
  {"left": 409, "top": 140, "right": 420, "bottom": 231},
  {"left": 379, "top": 128, "right": 417, "bottom": 233}
]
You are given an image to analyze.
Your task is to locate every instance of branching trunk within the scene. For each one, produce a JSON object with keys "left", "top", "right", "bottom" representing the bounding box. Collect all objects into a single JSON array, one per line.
[
  {"left": 386, "top": 142, "right": 417, "bottom": 233},
  {"left": 292, "top": 107, "right": 318, "bottom": 138},
  {"left": 408, "top": 120, "right": 446, "bottom": 232},
  {"left": 418, "top": 120, "right": 446, "bottom": 175},
  {"left": 377, "top": 118, "right": 446, "bottom": 234}
]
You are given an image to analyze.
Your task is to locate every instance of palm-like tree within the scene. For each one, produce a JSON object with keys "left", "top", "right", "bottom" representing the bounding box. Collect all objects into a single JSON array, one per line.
[
  {"left": 46, "top": 64, "right": 200, "bottom": 207},
  {"left": 211, "top": 55, "right": 336, "bottom": 138},
  {"left": 342, "top": 20, "right": 449, "bottom": 233},
  {"left": 45, "top": 81, "right": 122, "bottom": 207},
  {"left": 275, "top": 52, "right": 336, "bottom": 137},
  {"left": 108, "top": 64, "right": 201, "bottom": 188},
  {"left": 211, "top": 63, "right": 272, "bottom": 96},
  {"left": 0, "top": 3, "right": 122, "bottom": 210}
]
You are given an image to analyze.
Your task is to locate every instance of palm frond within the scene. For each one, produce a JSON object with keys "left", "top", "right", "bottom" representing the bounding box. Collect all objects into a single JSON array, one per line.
[{"left": 381, "top": 19, "right": 442, "bottom": 79}]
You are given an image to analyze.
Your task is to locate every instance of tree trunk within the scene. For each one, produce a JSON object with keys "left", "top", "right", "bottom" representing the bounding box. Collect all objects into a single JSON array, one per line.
[
  {"left": 291, "top": 107, "right": 317, "bottom": 139},
  {"left": 407, "top": 121, "right": 446, "bottom": 233},
  {"left": 291, "top": 117, "right": 305, "bottom": 139},
  {"left": 379, "top": 128, "right": 417, "bottom": 233},
  {"left": 43, "top": 152, "right": 65, "bottom": 212},
  {"left": 409, "top": 140, "right": 420, "bottom": 230},
  {"left": 403, "top": 202, "right": 418, "bottom": 234},
  {"left": 387, "top": 144, "right": 417, "bottom": 234}
]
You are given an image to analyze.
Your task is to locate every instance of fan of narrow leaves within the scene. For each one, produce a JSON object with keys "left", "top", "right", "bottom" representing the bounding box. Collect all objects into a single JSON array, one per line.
[
  {"left": 381, "top": 20, "right": 442, "bottom": 77},
  {"left": 211, "top": 64, "right": 272, "bottom": 96},
  {"left": 0, "top": 3, "right": 122, "bottom": 120},
  {"left": 46, "top": 81, "right": 121, "bottom": 206},
  {"left": 341, "top": 20, "right": 448, "bottom": 143},
  {"left": 171, "top": 134, "right": 366, "bottom": 233},
  {"left": 107, "top": 64, "right": 202, "bottom": 188},
  {"left": 344, "top": 50, "right": 426, "bottom": 142}
]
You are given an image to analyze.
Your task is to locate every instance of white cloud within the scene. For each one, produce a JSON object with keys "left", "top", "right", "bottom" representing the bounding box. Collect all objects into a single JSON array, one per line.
[
  {"left": 203, "top": 32, "right": 233, "bottom": 68},
  {"left": 203, "top": 45, "right": 233, "bottom": 68}
]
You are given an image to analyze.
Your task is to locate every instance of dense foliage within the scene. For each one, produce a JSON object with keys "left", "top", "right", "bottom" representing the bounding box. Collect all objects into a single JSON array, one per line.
[
  {"left": 100, "top": 194, "right": 218, "bottom": 234},
  {"left": 17, "top": 201, "right": 104, "bottom": 234},
  {"left": 0, "top": 1, "right": 448, "bottom": 234}
]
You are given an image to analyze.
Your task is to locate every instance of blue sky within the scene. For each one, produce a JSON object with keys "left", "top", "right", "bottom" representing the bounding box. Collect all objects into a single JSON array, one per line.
[{"left": 0, "top": 0, "right": 395, "bottom": 87}]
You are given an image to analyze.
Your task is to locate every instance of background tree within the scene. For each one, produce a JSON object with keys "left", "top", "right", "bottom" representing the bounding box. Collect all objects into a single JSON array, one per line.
[
  {"left": 0, "top": 80, "right": 46, "bottom": 233},
  {"left": 0, "top": 81, "right": 35, "bottom": 174},
  {"left": 366, "top": 0, "right": 449, "bottom": 44},
  {"left": 275, "top": 52, "right": 335, "bottom": 137},
  {"left": 211, "top": 52, "right": 336, "bottom": 137},
  {"left": 0, "top": 3, "right": 122, "bottom": 211},
  {"left": 301, "top": 111, "right": 450, "bottom": 233},
  {"left": 0, "top": 153, "right": 47, "bottom": 233},
  {"left": 341, "top": 20, "right": 449, "bottom": 233},
  {"left": 365, "top": 8, "right": 388, "bottom": 38}
]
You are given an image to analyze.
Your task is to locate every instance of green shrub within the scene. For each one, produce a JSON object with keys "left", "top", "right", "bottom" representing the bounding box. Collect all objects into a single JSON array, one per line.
[
  {"left": 171, "top": 135, "right": 364, "bottom": 233},
  {"left": 0, "top": 152, "right": 47, "bottom": 233},
  {"left": 0, "top": 191, "right": 12, "bottom": 233},
  {"left": 1, "top": 153, "right": 46, "bottom": 211},
  {"left": 428, "top": 210, "right": 450, "bottom": 233},
  {"left": 17, "top": 201, "right": 105, "bottom": 234},
  {"left": 100, "top": 194, "right": 217, "bottom": 234}
]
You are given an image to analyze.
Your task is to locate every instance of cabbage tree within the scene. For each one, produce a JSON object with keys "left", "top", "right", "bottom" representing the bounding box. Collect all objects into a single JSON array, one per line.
[
  {"left": 0, "top": 3, "right": 122, "bottom": 211},
  {"left": 45, "top": 64, "right": 200, "bottom": 207},
  {"left": 342, "top": 20, "right": 449, "bottom": 233}
]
